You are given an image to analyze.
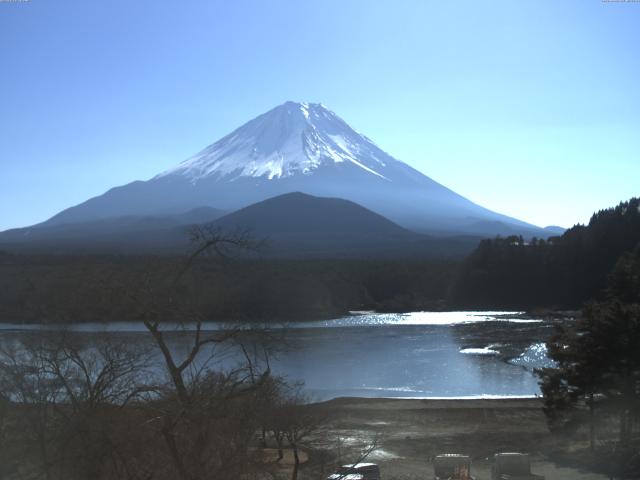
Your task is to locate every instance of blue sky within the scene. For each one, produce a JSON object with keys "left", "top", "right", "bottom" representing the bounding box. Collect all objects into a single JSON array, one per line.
[{"left": 1, "top": 0, "right": 638, "bottom": 231}]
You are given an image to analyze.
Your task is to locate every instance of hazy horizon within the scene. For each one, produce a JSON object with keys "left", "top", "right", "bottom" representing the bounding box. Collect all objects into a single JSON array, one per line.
[{"left": 1, "top": 0, "right": 639, "bottom": 231}]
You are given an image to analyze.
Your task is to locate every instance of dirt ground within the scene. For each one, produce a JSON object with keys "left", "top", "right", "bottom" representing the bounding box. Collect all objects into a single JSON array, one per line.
[{"left": 288, "top": 397, "right": 609, "bottom": 480}]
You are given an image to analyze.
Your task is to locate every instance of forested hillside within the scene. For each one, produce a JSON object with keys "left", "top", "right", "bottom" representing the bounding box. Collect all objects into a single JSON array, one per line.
[
  {"left": 0, "top": 254, "right": 454, "bottom": 324},
  {"left": 449, "top": 198, "right": 640, "bottom": 309}
]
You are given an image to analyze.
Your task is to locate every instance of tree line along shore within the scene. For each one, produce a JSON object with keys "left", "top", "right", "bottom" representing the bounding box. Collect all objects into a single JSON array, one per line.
[{"left": 0, "top": 197, "right": 638, "bottom": 325}]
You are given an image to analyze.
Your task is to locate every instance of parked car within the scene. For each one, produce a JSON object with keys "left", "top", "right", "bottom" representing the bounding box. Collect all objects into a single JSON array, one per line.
[
  {"left": 492, "top": 453, "right": 544, "bottom": 480},
  {"left": 434, "top": 454, "right": 475, "bottom": 480},
  {"left": 327, "top": 463, "right": 381, "bottom": 480}
]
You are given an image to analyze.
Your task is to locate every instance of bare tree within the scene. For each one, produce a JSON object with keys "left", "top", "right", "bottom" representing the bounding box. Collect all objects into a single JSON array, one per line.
[
  {"left": 270, "top": 389, "right": 323, "bottom": 480},
  {"left": 0, "top": 226, "right": 310, "bottom": 480},
  {"left": 124, "top": 226, "right": 277, "bottom": 480},
  {"left": 0, "top": 332, "right": 152, "bottom": 480},
  {"left": 0, "top": 336, "right": 62, "bottom": 479},
  {"left": 328, "top": 434, "right": 383, "bottom": 480}
]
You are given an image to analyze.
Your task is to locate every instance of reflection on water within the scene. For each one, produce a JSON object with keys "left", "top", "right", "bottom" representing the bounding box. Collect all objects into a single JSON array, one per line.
[
  {"left": 0, "top": 312, "right": 552, "bottom": 401},
  {"left": 0, "top": 311, "right": 538, "bottom": 333},
  {"left": 297, "top": 311, "right": 541, "bottom": 328},
  {"left": 267, "top": 325, "right": 543, "bottom": 401}
]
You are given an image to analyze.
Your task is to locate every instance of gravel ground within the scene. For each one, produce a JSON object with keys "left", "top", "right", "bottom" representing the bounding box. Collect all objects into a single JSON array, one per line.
[{"left": 291, "top": 397, "right": 609, "bottom": 480}]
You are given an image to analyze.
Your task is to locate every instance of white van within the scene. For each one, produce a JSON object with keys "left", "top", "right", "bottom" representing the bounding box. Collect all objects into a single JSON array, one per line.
[{"left": 327, "top": 463, "right": 381, "bottom": 480}]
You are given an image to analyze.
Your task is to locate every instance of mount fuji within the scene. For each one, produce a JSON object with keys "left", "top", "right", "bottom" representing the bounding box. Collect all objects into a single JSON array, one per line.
[{"left": 10, "top": 101, "right": 548, "bottom": 240}]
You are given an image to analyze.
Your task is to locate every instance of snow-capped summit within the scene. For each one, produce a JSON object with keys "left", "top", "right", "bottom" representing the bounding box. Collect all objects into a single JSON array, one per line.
[
  {"left": 157, "top": 101, "right": 389, "bottom": 182},
  {"left": 38, "top": 101, "right": 547, "bottom": 238}
]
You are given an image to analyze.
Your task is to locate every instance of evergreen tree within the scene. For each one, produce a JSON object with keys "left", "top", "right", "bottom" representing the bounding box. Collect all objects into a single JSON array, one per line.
[{"left": 537, "top": 247, "right": 640, "bottom": 477}]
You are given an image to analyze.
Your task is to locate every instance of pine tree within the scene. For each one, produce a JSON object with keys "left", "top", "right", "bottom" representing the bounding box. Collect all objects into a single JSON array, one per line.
[{"left": 537, "top": 247, "right": 640, "bottom": 476}]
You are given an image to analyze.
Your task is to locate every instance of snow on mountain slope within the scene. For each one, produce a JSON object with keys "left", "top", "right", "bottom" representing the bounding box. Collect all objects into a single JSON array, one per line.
[{"left": 157, "top": 102, "right": 390, "bottom": 181}]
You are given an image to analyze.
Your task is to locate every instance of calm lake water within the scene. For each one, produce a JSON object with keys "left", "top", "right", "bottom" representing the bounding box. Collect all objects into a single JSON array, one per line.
[{"left": 0, "top": 312, "right": 556, "bottom": 401}]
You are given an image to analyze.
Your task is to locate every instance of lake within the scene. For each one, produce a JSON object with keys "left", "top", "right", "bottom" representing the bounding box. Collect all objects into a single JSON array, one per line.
[{"left": 0, "top": 311, "right": 557, "bottom": 401}]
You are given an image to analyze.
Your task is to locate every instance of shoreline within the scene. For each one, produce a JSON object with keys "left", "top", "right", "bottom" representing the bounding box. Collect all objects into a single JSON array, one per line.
[
  {"left": 0, "top": 309, "right": 579, "bottom": 327},
  {"left": 0, "top": 310, "right": 546, "bottom": 330},
  {"left": 313, "top": 395, "right": 544, "bottom": 409},
  {"left": 304, "top": 396, "right": 606, "bottom": 479},
  {"left": 350, "top": 394, "right": 538, "bottom": 401}
]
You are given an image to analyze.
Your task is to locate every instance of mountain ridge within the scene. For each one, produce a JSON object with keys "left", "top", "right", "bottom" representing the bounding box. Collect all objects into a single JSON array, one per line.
[
  {"left": 11, "top": 101, "right": 553, "bottom": 239},
  {"left": 212, "top": 191, "right": 411, "bottom": 236},
  {"left": 0, "top": 192, "right": 483, "bottom": 259}
]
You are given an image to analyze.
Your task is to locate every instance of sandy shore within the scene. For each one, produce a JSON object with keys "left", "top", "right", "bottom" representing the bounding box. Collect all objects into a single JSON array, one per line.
[{"left": 296, "top": 397, "right": 607, "bottom": 479}]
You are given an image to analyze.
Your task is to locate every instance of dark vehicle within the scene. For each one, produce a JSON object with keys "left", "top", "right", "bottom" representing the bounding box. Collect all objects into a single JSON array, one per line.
[
  {"left": 434, "top": 454, "right": 475, "bottom": 480},
  {"left": 492, "top": 453, "right": 544, "bottom": 480}
]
